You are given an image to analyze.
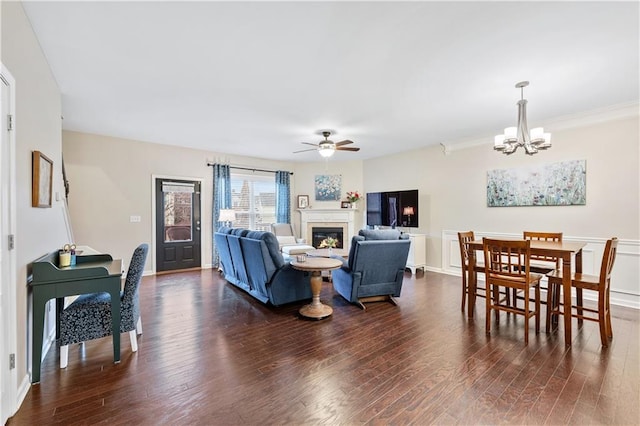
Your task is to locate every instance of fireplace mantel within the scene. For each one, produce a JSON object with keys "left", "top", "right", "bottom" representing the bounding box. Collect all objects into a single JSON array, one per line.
[{"left": 298, "top": 209, "right": 356, "bottom": 249}]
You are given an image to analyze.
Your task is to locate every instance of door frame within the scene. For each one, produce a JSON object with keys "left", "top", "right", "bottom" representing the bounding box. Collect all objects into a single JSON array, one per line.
[
  {"left": 151, "top": 174, "right": 204, "bottom": 274},
  {"left": 1, "top": 64, "right": 18, "bottom": 423}
]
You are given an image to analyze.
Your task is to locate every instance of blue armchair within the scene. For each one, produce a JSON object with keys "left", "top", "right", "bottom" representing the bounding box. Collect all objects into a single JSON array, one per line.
[{"left": 332, "top": 229, "right": 411, "bottom": 309}]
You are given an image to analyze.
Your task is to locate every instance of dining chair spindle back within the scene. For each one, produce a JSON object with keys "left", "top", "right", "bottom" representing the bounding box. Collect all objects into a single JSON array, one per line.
[
  {"left": 483, "top": 238, "right": 543, "bottom": 344},
  {"left": 546, "top": 237, "right": 618, "bottom": 347}
]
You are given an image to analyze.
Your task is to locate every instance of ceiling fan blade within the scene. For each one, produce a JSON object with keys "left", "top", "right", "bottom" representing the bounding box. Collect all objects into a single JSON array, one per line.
[
  {"left": 336, "top": 146, "right": 360, "bottom": 152},
  {"left": 293, "top": 148, "right": 317, "bottom": 154},
  {"left": 334, "top": 140, "right": 354, "bottom": 146},
  {"left": 301, "top": 142, "right": 319, "bottom": 147}
]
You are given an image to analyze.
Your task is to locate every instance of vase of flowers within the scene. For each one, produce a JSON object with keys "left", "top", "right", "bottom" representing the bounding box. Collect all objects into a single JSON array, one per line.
[
  {"left": 319, "top": 237, "right": 338, "bottom": 254},
  {"left": 346, "top": 191, "right": 361, "bottom": 209}
]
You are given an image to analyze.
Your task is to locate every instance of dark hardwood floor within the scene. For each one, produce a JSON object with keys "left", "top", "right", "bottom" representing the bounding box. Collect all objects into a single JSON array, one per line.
[{"left": 9, "top": 269, "right": 639, "bottom": 425}]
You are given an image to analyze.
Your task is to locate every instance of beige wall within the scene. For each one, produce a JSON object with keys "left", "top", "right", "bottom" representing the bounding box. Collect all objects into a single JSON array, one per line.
[
  {"left": 62, "top": 131, "right": 365, "bottom": 270},
  {"left": 2, "top": 1, "right": 66, "bottom": 387},
  {"left": 291, "top": 159, "right": 365, "bottom": 235},
  {"left": 363, "top": 113, "right": 640, "bottom": 268}
]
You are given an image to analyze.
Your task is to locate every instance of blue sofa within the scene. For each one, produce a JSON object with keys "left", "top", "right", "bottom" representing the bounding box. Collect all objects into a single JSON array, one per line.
[
  {"left": 214, "top": 227, "right": 312, "bottom": 306},
  {"left": 332, "top": 229, "right": 411, "bottom": 309}
]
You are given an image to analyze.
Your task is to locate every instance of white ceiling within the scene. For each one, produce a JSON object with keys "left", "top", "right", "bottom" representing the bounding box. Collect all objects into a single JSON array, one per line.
[{"left": 21, "top": 1, "right": 639, "bottom": 162}]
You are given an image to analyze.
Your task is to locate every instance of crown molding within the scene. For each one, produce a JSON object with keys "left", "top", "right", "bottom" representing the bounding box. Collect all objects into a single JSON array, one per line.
[{"left": 441, "top": 102, "right": 639, "bottom": 154}]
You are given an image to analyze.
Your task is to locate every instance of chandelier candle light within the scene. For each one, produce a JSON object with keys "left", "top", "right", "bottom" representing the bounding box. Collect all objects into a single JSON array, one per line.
[{"left": 494, "top": 81, "right": 551, "bottom": 155}]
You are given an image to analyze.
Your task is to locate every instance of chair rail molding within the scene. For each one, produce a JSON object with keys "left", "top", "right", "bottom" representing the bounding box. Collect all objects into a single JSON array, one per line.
[{"left": 442, "top": 230, "right": 640, "bottom": 309}]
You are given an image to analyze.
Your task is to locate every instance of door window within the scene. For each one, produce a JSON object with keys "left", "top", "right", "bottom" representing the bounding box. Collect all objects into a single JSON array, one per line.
[{"left": 162, "top": 181, "right": 194, "bottom": 242}]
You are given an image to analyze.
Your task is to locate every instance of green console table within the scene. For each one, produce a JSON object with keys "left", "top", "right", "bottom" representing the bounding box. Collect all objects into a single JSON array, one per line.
[{"left": 29, "top": 249, "right": 123, "bottom": 384}]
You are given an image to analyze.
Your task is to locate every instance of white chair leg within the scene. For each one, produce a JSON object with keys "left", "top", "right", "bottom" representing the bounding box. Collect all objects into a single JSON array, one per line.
[
  {"left": 129, "top": 330, "right": 138, "bottom": 352},
  {"left": 136, "top": 316, "right": 143, "bottom": 335},
  {"left": 60, "top": 345, "right": 69, "bottom": 369}
]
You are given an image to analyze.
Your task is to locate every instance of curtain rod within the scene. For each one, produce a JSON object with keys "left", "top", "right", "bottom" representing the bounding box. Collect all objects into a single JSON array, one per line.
[{"left": 206, "top": 163, "right": 293, "bottom": 175}]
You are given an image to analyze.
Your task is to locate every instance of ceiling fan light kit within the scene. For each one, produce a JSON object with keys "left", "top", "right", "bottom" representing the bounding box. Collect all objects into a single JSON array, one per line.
[
  {"left": 494, "top": 81, "right": 551, "bottom": 155},
  {"left": 294, "top": 130, "right": 360, "bottom": 158},
  {"left": 318, "top": 142, "right": 336, "bottom": 158}
]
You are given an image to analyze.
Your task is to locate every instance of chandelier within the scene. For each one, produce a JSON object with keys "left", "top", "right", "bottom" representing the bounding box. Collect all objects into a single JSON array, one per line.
[{"left": 494, "top": 81, "right": 551, "bottom": 155}]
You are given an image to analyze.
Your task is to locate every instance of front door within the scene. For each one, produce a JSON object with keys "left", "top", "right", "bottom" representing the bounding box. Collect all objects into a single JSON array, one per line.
[{"left": 155, "top": 179, "right": 201, "bottom": 272}]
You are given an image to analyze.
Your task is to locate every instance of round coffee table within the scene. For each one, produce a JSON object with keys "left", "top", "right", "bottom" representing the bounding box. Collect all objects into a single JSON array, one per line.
[
  {"left": 290, "top": 257, "right": 343, "bottom": 319},
  {"left": 306, "top": 248, "right": 349, "bottom": 258}
]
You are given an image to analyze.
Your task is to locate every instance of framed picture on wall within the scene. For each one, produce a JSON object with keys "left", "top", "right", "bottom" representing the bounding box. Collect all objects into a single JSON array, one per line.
[
  {"left": 32, "top": 150, "right": 53, "bottom": 208},
  {"left": 297, "top": 195, "right": 309, "bottom": 209}
]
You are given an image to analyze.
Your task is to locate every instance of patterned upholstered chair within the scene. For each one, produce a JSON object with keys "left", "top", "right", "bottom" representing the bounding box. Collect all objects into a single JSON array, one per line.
[{"left": 59, "top": 243, "right": 149, "bottom": 368}]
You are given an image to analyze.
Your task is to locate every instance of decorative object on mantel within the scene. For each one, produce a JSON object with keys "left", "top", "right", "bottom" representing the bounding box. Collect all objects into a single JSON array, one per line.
[
  {"left": 32, "top": 150, "right": 53, "bottom": 208},
  {"left": 494, "top": 81, "right": 551, "bottom": 155},
  {"left": 341, "top": 201, "right": 351, "bottom": 209},
  {"left": 297, "top": 195, "right": 309, "bottom": 209},
  {"left": 315, "top": 175, "right": 342, "bottom": 201},
  {"left": 487, "top": 160, "right": 586, "bottom": 207},
  {"left": 346, "top": 191, "right": 361, "bottom": 209}
]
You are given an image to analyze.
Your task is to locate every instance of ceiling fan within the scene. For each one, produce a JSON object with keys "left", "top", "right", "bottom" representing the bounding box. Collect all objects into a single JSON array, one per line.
[{"left": 294, "top": 131, "right": 360, "bottom": 158}]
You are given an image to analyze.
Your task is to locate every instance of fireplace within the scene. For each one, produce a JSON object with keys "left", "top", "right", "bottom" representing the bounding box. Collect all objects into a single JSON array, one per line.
[
  {"left": 299, "top": 209, "right": 356, "bottom": 250},
  {"left": 312, "top": 227, "right": 344, "bottom": 249}
]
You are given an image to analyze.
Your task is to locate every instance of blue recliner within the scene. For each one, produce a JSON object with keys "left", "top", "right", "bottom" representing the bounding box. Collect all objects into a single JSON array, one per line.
[{"left": 332, "top": 229, "right": 411, "bottom": 309}]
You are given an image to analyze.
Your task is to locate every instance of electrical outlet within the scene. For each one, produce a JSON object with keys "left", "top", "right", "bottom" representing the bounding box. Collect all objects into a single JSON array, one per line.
[{"left": 130, "top": 215, "right": 141, "bottom": 223}]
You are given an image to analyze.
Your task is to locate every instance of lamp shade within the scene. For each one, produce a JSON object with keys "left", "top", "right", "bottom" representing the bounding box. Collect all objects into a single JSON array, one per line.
[
  {"left": 318, "top": 145, "right": 335, "bottom": 158},
  {"left": 219, "top": 209, "right": 236, "bottom": 222},
  {"left": 403, "top": 206, "right": 414, "bottom": 216}
]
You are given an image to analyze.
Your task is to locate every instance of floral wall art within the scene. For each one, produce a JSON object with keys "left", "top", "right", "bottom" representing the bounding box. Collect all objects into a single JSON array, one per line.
[
  {"left": 487, "top": 160, "right": 586, "bottom": 207},
  {"left": 315, "top": 174, "right": 342, "bottom": 201}
]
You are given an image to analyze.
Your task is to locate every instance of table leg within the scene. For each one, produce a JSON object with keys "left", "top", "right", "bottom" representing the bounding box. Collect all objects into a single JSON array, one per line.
[
  {"left": 562, "top": 254, "right": 573, "bottom": 346},
  {"left": 109, "top": 288, "right": 121, "bottom": 363},
  {"left": 467, "top": 247, "right": 477, "bottom": 318},
  {"left": 299, "top": 271, "right": 333, "bottom": 319},
  {"left": 31, "top": 295, "right": 47, "bottom": 384},
  {"left": 575, "top": 249, "right": 584, "bottom": 326}
]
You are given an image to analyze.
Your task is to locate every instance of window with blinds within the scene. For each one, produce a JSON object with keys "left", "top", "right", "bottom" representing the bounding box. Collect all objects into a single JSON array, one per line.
[{"left": 230, "top": 174, "right": 276, "bottom": 231}]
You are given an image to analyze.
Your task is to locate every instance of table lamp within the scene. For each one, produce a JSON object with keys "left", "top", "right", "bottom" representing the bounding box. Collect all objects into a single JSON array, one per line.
[
  {"left": 403, "top": 206, "right": 414, "bottom": 226},
  {"left": 219, "top": 209, "right": 236, "bottom": 227}
]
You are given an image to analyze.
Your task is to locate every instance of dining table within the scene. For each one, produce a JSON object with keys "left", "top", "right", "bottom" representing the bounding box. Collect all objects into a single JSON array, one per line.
[{"left": 466, "top": 238, "right": 587, "bottom": 346}]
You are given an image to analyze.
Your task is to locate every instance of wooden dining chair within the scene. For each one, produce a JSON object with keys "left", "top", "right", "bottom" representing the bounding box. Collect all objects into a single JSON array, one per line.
[
  {"left": 546, "top": 237, "right": 618, "bottom": 347},
  {"left": 458, "top": 231, "right": 487, "bottom": 311},
  {"left": 483, "top": 238, "right": 543, "bottom": 344},
  {"left": 510, "top": 232, "right": 563, "bottom": 314},
  {"left": 523, "top": 231, "right": 563, "bottom": 274}
]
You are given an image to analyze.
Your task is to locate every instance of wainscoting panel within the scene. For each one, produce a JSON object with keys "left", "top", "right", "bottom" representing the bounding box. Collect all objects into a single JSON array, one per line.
[{"left": 442, "top": 230, "right": 640, "bottom": 309}]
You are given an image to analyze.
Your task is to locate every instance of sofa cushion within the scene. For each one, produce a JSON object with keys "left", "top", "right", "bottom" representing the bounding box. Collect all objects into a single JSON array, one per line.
[
  {"left": 359, "top": 229, "right": 402, "bottom": 240},
  {"left": 276, "top": 235, "right": 297, "bottom": 247},
  {"left": 348, "top": 235, "right": 365, "bottom": 270},
  {"left": 217, "top": 226, "right": 233, "bottom": 234},
  {"left": 245, "top": 230, "right": 284, "bottom": 269},
  {"left": 282, "top": 244, "right": 315, "bottom": 255},
  {"left": 231, "top": 228, "right": 250, "bottom": 237}
]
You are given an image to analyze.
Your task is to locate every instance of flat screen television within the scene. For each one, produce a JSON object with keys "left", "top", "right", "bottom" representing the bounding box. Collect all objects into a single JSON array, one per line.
[{"left": 366, "top": 189, "right": 418, "bottom": 228}]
